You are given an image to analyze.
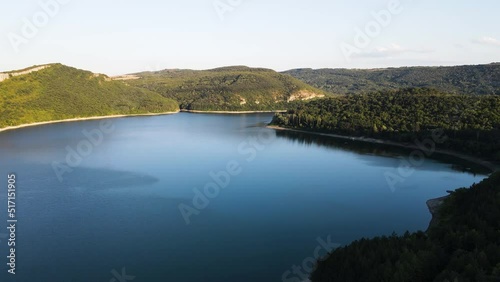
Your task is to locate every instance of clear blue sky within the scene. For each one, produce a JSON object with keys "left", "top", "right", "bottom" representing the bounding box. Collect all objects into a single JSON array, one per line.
[{"left": 1, "top": 0, "right": 499, "bottom": 75}]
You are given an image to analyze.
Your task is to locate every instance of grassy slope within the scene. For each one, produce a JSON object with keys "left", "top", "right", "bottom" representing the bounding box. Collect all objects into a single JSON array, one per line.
[
  {"left": 0, "top": 64, "right": 179, "bottom": 128},
  {"left": 125, "top": 66, "right": 328, "bottom": 111},
  {"left": 284, "top": 63, "right": 500, "bottom": 95}
]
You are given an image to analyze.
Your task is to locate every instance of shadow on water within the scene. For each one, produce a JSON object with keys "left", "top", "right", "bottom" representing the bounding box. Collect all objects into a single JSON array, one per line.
[
  {"left": 274, "top": 130, "right": 492, "bottom": 176},
  {"left": 2, "top": 164, "right": 159, "bottom": 194}
]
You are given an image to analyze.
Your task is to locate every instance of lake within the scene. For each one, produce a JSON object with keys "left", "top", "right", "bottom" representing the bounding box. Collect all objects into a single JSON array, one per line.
[{"left": 0, "top": 113, "right": 488, "bottom": 282}]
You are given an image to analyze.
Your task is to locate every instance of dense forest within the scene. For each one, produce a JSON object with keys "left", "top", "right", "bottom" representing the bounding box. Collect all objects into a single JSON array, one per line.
[
  {"left": 311, "top": 172, "right": 500, "bottom": 282},
  {"left": 125, "top": 66, "right": 327, "bottom": 111},
  {"left": 284, "top": 63, "right": 500, "bottom": 96},
  {"left": 271, "top": 88, "right": 500, "bottom": 161},
  {"left": 0, "top": 64, "right": 179, "bottom": 128}
]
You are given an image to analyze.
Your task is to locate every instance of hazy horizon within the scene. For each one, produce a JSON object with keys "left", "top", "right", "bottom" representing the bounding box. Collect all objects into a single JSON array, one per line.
[{"left": 2, "top": 61, "right": 500, "bottom": 77}]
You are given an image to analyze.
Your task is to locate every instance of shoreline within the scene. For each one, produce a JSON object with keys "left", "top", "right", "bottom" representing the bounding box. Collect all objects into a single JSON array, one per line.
[
  {"left": 180, "top": 109, "right": 286, "bottom": 114},
  {"left": 268, "top": 125, "right": 499, "bottom": 235},
  {"left": 0, "top": 109, "right": 285, "bottom": 134},
  {"left": 426, "top": 196, "right": 449, "bottom": 231},
  {"left": 267, "top": 125, "right": 499, "bottom": 172},
  {"left": 0, "top": 110, "right": 180, "bottom": 133}
]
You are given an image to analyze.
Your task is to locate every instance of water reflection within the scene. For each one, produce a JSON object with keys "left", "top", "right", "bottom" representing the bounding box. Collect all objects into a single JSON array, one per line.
[{"left": 274, "top": 130, "right": 491, "bottom": 175}]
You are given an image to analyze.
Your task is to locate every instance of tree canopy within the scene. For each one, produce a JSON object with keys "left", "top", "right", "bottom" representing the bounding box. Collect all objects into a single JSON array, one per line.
[
  {"left": 126, "top": 66, "right": 327, "bottom": 111},
  {"left": 284, "top": 63, "right": 500, "bottom": 96},
  {"left": 271, "top": 88, "right": 500, "bottom": 160}
]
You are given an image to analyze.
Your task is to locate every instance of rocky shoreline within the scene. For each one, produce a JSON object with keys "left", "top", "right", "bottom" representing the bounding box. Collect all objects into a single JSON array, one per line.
[{"left": 426, "top": 196, "right": 450, "bottom": 231}]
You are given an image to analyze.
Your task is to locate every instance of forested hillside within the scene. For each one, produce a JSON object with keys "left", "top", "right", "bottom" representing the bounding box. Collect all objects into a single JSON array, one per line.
[
  {"left": 0, "top": 64, "right": 179, "bottom": 128},
  {"left": 124, "top": 66, "right": 327, "bottom": 111},
  {"left": 271, "top": 88, "right": 500, "bottom": 160},
  {"left": 284, "top": 63, "right": 500, "bottom": 95},
  {"left": 311, "top": 172, "right": 500, "bottom": 282}
]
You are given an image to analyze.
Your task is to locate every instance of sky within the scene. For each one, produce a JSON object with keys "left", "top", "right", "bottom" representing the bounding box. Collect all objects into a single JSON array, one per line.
[{"left": 0, "top": 0, "right": 499, "bottom": 76}]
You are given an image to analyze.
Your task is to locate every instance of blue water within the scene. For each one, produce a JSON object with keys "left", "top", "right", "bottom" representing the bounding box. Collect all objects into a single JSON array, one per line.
[{"left": 0, "top": 113, "right": 488, "bottom": 282}]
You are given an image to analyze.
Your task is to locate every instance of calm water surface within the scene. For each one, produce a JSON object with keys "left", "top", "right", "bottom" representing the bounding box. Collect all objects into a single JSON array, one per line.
[{"left": 0, "top": 113, "right": 488, "bottom": 282}]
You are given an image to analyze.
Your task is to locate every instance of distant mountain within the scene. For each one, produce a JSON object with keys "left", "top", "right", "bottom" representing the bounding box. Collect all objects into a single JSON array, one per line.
[
  {"left": 283, "top": 63, "right": 500, "bottom": 95},
  {"left": 0, "top": 64, "right": 179, "bottom": 128},
  {"left": 122, "top": 66, "right": 327, "bottom": 111}
]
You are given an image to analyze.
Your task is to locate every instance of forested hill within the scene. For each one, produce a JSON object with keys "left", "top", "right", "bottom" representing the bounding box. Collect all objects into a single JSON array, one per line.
[
  {"left": 283, "top": 63, "right": 500, "bottom": 95},
  {"left": 271, "top": 88, "right": 500, "bottom": 161},
  {"left": 311, "top": 171, "right": 500, "bottom": 282},
  {"left": 122, "top": 66, "right": 327, "bottom": 111},
  {"left": 0, "top": 64, "right": 179, "bottom": 128}
]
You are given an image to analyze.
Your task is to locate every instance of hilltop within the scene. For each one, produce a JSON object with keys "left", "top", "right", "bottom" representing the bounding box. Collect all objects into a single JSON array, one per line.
[
  {"left": 0, "top": 64, "right": 53, "bottom": 83},
  {"left": 284, "top": 63, "right": 500, "bottom": 95},
  {"left": 122, "top": 66, "right": 327, "bottom": 111},
  {"left": 0, "top": 64, "right": 179, "bottom": 128}
]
